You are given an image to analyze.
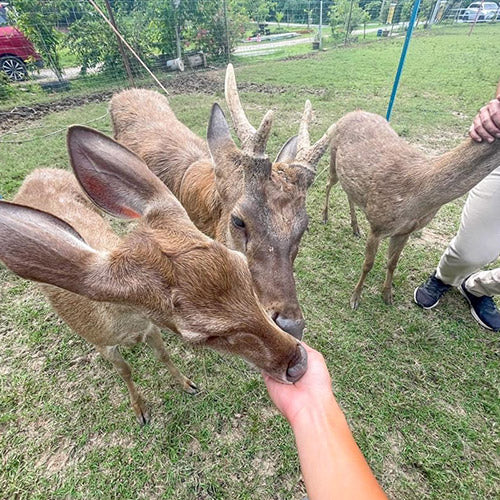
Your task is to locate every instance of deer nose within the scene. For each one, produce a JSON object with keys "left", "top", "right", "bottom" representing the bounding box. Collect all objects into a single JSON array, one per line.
[
  {"left": 286, "top": 344, "right": 307, "bottom": 383},
  {"left": 275, "top": 315, "right": 305, "bottom": 340}
]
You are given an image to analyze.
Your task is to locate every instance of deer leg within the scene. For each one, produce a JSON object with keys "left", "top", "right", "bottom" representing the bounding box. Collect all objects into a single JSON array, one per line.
[
  {"left": 322, "top": 150, "right": 338, "bottom": 224},
  {"left": 348, "top": 196, "right": 361, "bottom": 237},
  {"left": 382, "top": 233, "right": 410, "bottom": 305},
  {"left": 146, "top": 327, "right": 198, "bottom": 394},
  {"left": 322, "top": 168, "right": 338, "bottom": 224},
  {"left": 350, "top": 231, "right": 381, "bottom": 310},
  {"left": 97, "top": 345, "right": 150, "bottom": 426}
]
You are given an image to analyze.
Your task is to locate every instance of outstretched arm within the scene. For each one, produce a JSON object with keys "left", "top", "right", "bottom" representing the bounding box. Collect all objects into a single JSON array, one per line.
[
  {"left": 263, "top": 343, "right": 387, "bottom": 500},
  {"left": 469, "top": 78, "right": 500, "bottom": 143}
]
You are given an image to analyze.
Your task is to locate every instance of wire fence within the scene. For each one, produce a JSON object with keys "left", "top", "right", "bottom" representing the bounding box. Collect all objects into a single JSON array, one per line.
[{"left": 0, "top": 0, "right": 498, "bottom": 109}]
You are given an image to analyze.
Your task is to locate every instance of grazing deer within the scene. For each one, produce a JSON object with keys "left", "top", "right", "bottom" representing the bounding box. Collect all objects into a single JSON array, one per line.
[
  {"left": 322, "top": 110, "right": 500, "bottom": 309},
  {"left": 109, "top": 64, "right": 334, "bottom": 340},
  {"left": 0, "top": 126, "right": 307, "bottom": 425}
]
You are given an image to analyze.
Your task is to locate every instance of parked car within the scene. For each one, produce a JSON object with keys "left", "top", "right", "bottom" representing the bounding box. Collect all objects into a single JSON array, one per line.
[
  {"left": 460, "top": 1, "right": 499, "bottom": 22},
  {"left": 0, "top": 2, "right": 42, "bottom": 81}
]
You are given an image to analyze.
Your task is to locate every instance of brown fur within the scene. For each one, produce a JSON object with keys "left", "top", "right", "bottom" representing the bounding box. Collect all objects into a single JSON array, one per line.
[
  {"left": 0, "top": 128, "right": 306, "bottom": 425},
  {"left": 322, "top": 111, "right": 500, "bottom": 308},
  {"left": 110, "top": 88, "right": 314, "bottom": 338}
]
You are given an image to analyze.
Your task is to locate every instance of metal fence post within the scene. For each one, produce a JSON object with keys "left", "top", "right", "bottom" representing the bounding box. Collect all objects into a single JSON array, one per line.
[
  {"left": 386, "top": 0, "right": 422, "bottom": 121},
  {"left": 319, "top": 1, "right": 323, "bottom": 50}
]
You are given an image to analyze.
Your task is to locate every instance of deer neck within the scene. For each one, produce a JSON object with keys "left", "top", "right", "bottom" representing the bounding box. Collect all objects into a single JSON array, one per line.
[{"left": 416, "top": 138, "right": 500, "bottom": 211}]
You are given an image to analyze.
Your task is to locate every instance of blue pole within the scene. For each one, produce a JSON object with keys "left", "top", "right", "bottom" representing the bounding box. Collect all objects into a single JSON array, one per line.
[{"left": 386, "top": 0, "right": 422, "bottom": 121}]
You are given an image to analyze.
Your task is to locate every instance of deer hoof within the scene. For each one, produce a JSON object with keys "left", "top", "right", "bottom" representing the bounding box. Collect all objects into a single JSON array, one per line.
[
  {"left": 382, "top": 289, "right": 393, "bottom": 305},
  {"left": 182, "top": 377, "right": 199, "bottom": 395},
  {"left": 321, "top": 214, "right": 328, "bottom": 224},
  {"left": 133, "top": 400, "right": 151, "bottom": 426},
  {"left": 350, "top": 292, "right": 361, "bottom": 310}
]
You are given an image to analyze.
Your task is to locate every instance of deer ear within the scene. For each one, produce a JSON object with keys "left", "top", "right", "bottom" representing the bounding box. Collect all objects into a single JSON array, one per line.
[
  {"left": 207, "top": 103, "right": 238, "bottom": 158},
  {"left": 0, "top": 202, "right": 109, "bottom": 298},
  {"left": 275, "top": 136, "right": 298, "bottom": 163},
  {"left": 67, "top": 125, "right": 174, "bottom": 219},
  {"left": 207, "top": 103, "right": 243, "bottom": 203}
]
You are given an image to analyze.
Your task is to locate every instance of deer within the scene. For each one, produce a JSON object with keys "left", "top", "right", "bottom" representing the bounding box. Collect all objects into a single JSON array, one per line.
[
  {"left": 109, "top": 63, "right": 334, "bottom": 340},
  {"left": 0, "top": 125, "right": 308, "bottom": 426},
  {"left": 321, "top": 110, "right": 500, "bottom": 309}
]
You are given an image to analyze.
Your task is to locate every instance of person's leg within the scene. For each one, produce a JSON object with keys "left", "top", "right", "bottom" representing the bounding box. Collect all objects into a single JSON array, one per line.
[
  {"left": 459, "top": 268, "right": 500, "bottom": 331},
  {"left": 415, "top": 166, "right": 500, "bottom": 309},
  {"left": 465, "top": 267, "right": 500, "bottom": 297}
]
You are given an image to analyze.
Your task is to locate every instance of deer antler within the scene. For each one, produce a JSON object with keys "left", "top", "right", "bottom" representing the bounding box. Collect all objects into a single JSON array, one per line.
[
  {"left": 293, "top": 100, "right": 336, "bottom": 174},
  {"left": 225, "top": 63, "right": 273, "bottom": 156}
]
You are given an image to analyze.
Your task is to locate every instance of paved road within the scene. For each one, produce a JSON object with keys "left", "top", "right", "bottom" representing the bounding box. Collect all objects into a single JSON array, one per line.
[
  {"left": 235, "top": 24, "right": 402, "bottom": 56},
  {"left": 27, "top": 64, "right": 101, "bottom": 85}
]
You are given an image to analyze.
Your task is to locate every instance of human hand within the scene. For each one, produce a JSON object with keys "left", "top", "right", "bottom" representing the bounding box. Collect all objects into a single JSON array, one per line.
[
  {"left": 263, "top": 342, "right": 339, "bottom": 427},
  {"left": 469, "top": 98, "right": 500, "bottom": 143}
]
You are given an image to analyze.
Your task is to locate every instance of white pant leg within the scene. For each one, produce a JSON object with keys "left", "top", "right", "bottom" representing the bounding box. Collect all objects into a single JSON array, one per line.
[
  {"left": 436, "top": 165, "right": 500, "bottom": 289},
  {"left": 465, "top": 268, "right": 500, "bottom": 296}
]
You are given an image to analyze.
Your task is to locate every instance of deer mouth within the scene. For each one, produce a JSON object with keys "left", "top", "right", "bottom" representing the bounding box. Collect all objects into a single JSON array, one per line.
[{"left": 261, "top": 343, "right": 308, "bottom": 384}]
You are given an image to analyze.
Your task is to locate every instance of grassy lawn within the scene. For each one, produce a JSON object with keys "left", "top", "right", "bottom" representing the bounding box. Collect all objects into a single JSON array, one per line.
[{"left": 1, "top": 22, "right": 499, "bottom": 500}]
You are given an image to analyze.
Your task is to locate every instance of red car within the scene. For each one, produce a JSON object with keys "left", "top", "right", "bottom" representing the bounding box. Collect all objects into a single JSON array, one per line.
[{"left": 0, "top": 3, "right": 42, "bottom": 81}]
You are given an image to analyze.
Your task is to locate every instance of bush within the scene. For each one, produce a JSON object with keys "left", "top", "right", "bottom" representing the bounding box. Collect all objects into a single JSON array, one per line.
[{"left": 0, "top": 70, "right": 14, "bottom": 99}]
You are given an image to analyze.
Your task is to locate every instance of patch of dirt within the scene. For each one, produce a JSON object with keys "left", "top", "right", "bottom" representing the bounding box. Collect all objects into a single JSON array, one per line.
[
  {"left": 0, "top": 68, "right": 324, "bottom": 132},
  {"left": 415, "top": 227, "right": 451, "bottom": 248}
]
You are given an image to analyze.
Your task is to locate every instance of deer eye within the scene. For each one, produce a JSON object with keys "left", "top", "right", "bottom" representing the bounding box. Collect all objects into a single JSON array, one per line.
[{"left": 231, "top": 215, "right": 245, "bottom": 229}]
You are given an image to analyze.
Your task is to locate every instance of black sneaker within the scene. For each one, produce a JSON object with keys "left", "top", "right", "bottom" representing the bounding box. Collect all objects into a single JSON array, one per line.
[
  {"left": 414, "top": 272, "right": 451, "bottom": 309},
  {"left": 459, "top": 280, "right": 500, "bottom": 332}
]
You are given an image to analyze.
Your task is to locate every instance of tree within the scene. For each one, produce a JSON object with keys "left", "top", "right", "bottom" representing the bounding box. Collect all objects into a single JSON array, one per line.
[
  {"left": 10, "top": 0, "right": 67, "bottom": 81},
  {"left": 328, "top": 0, "right": 369, "bottom": 40},
  {"left": 276, "top": 10, "right": 284, "bottom": 27},
  {"left": 244, "top": 0, "right": 276, "bottom": 22}
]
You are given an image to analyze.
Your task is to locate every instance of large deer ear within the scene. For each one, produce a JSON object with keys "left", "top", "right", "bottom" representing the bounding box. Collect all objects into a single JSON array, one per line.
[
  {"left": 207, "top": 103, "right": 238, "bottom": 159},
  {"left": 0, "top": 202, "right": 110, "bottom": 298},
  {"left": 207, "top": 104, "right": 243, "bottom": 203},
  {"left": 275, "top": 136, "right": 298, "bottom": 163},
  {"left": 67, "top": 125, "right": 183, "bottom": 220}
]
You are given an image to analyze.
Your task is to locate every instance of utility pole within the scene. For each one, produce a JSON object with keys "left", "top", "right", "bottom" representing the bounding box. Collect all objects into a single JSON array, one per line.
[
  {"left": 429, "top": 0, "right": 441, "bottom": 25},
  {"left": 345, "top": 0, "right": 355, "bottom": 46},
  {"left": 223, "top": 0, "right": 230, "bottom": 63},
  {"left": 319, "top": 1, "right": 323, "bottom": 49},
  {"left": 173, "top": 0, "right": 182, "bottom": 60},
  {"left": 104, "top": 0, "right": 134, "bottom": 86}
]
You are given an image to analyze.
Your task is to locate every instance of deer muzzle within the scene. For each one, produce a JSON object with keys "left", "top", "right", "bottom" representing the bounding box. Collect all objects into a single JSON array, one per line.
[{"left": 286, "top": 343, "right": 308, "bottom": 383}]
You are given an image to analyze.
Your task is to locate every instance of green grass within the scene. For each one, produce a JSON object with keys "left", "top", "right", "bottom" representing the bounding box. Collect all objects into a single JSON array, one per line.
[{"left": 1, "top": 22, "right": 499, "bottom": 500}]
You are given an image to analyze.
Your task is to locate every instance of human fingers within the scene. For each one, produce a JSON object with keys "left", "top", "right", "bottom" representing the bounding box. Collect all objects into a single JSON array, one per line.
[
  {"left": 487, "top": 99, "right": 500, "bottom": 133},
  {"left": 479, "top": 103, "right": 500, "bottom": 139},
  {"left": 470, "top": 108, "right": 495, "bottom": 143},
  {"left": 469, "top": 122, "right": 483, "bottom": 143}
]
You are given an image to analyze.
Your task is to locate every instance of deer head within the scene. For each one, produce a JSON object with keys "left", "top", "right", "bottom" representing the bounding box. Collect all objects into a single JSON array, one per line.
[
  {"left": 0, "top": 126, "right": 307, "bottom": 384},
  {"left": 206, "top": 64, "right": 334, "bottom": 340}
]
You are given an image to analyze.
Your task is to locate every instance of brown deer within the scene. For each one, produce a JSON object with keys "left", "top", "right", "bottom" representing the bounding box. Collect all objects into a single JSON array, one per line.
[
  {"left": 322, "top": 110, "right": 500, "bottom": 309},
  {"left": 109, "top": 64, "right": 334, "bottom": 340},
  {"left": 0, "top": 126, "right": 307, "bottom": 425}
]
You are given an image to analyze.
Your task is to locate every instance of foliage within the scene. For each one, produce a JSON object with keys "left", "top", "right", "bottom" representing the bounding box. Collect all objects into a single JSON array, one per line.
[
  {"left": 245, "top": 0, "right": 276, "bottom": 22},
  {"left": 363, "top": 0, "right": 382, "bottom": 20},
  {"left": 9, "top": 0, "right": 65, "bottom": 79},
  {"left": 0, "top": 70, "right": 13, "bottom": 99},
  {"left": 328, "top": 0, "right": 369, "bottom": 40},
  {"left": 65, "top": 0, "right": 249, "bottom": 73},
  {"left": 276, "top": 10, "right": 284, "bottom": 26},
  {"left": 396, "top": 0, "right": 434, "bottom": 24},
  {"left": 182, "top": 1, "right": 250, "bottom": 61}
]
